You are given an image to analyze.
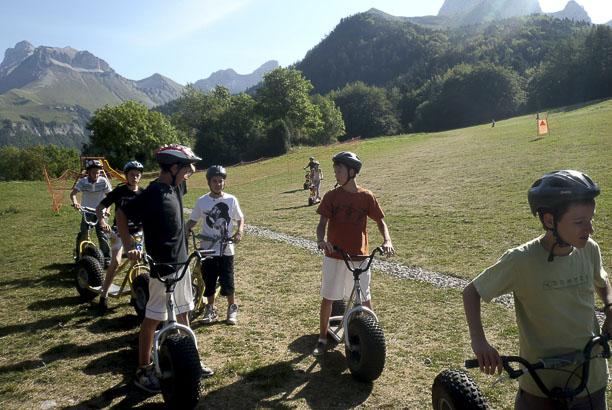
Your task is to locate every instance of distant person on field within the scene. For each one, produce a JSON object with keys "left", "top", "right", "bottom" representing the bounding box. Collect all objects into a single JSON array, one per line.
[
  {"left": 463, "top": 170, "right": 612, "bottom": 409},
  {"left": 186, "top": 165, "right": 244, "bottom": 325},
  {"left": 70, "top": 159, "right": 112, "bottom": 267},
  {"left": 310, "top": 161, "right": 323, "bottom": 202},
  {"left": 313, "top": 151, "right": 395, "bottom": 356},
  {"left": 116, "top": 144, "right": 213, "bottom": 394},
  {"left": 304, "top": 156, "right": 316, "bottom": 171},
  {"left": 95, "top": 161, "right": 144, "bottom": 315}
]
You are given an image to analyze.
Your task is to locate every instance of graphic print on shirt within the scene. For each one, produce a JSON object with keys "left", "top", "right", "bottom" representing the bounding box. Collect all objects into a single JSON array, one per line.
[
  {"left": 206, "top": 202, "right": 231, "bottom": 238},
  {"left": 332, "top": 204, "right": 368, "bottom": 223}
]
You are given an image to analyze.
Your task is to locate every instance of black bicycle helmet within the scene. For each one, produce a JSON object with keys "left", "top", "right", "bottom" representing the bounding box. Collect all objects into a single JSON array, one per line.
[
  {"left": 206, "top": 165, "right": 227, "bottom": 182},
  {"left": 123, "top": 160, "right": 144, "bottom": 174},
  {"left": 528, "top": 170, "right": 600, "bottom": 216},
  {"left": 85, "top": 159, "right": 103, "bottom": 170},
  {"left": 332, "top": 151, "right": 362, "bottom": 174},
  {"left": 155, "top": 144, "right": 201, "bottom": 165}
]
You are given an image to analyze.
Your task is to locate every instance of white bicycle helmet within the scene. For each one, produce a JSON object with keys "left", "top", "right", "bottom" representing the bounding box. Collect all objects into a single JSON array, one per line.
[{"left": 155, "top": 144, "right": 201, "bottom": 165}]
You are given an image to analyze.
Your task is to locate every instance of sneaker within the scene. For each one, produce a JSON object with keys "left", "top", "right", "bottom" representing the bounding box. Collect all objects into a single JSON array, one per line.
[
  {"left": 313, "top": 340, "right": 327, "bottom": 357},
  {"left": 97, "top": 297, "right": 108, "bottom": 316},
  {"left": 200, "top": 361, "right": 214, "bottom": 378},
  {"left": 201, "top": 305, "right": 218, "bottom": 324},
  {"left": 227, "top": 304, "right": 238, "bottom": 325},
  {"left": 134, "top": 363, "right": 160, "bottom": 393}
]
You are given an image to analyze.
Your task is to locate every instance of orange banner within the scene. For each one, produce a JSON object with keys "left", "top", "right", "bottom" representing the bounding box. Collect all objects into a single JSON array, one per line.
[{"left": 538, "top": 119, "right": 549, "bottom": 135}]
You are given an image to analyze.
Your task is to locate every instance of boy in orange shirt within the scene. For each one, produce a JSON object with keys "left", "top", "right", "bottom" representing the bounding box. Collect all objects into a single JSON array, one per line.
[{"left": 314, "top": 151, "right": 395, "bottom": 356}]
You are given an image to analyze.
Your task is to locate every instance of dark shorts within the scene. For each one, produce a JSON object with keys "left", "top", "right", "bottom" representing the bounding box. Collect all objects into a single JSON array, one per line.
[
  {"left": 201, "top": 255, "right": 235, "bottom": 297},
  {"left": 514, "top": 387, "right": 606, "bottom": 410}
]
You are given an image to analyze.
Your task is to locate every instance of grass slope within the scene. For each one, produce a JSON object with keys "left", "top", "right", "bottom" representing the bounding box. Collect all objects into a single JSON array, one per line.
[{"left": 1, "top": 99, "right": 612, "bottom": 408}]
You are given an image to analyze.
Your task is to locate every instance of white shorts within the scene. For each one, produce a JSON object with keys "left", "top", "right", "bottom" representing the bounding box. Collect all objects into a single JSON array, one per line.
[
  {"left": 110, "top": 231, "right": 143, "bottom": 252},
  {"left": 146, "top": 266, "right": 194, "bottom": 321},
  {"left": 320, "top": 256, "right": 371, "bottom": 301}
]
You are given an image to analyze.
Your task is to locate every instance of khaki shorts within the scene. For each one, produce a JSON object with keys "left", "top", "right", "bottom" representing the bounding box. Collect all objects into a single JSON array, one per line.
[
  {"left": 146, "top": 266, "right": 194, "bottom": 321},
  {"left": 320, "top": 256, "right": 371, "bottom": 301},
  {"left": 110, "top": 231, "right": 143, "bottom": 252}
]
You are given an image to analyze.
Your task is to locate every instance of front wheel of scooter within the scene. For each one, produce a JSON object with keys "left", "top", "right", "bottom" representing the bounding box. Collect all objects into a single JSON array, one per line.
[
  {"left": 159, "top": 333, "right": 202, "bottom": 408},
  {"left": 346, "top": 314, "right": 386, "bottom": 382},
  {"left": 131, "top": 273, "right": 150, "bottom": 322},
  {"left": 75, "top": 256, "right": 104, "bottom": 301},
  {"left": 431, "top": 369, "right": 488, "bottom": 410}
]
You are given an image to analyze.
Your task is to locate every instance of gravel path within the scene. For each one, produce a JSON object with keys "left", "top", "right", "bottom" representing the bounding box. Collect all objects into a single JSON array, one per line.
[
  {"left": 243, "top": 224, "right": 516, "bottom": 309},
  {"left": 185, "top": 209, "right": 606, "bottom": 323}
]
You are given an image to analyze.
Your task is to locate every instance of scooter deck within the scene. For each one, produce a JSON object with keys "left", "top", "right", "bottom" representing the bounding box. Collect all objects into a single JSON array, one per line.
[{"left": 90, "top": 283, "right": 130, "bottom": 297}]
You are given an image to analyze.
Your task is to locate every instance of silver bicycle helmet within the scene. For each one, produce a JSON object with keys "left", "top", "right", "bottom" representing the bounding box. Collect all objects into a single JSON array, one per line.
[
  {"left": 85, "top": 159, "right": 103, "bottom": 170},
  {"left": 528, "top": 170, "right": 599, "bottom": 216},
  {"left": 124, "top": 160, "right": 144, "bottom": 174},
  {"left": 332, "top": 151, "right": 362, "bottom": 174},
  {"left": 206, "top": 165, "right": 227, "bottom": 182}
]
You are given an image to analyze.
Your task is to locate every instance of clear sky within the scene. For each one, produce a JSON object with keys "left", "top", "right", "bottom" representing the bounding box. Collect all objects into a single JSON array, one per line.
[{"left": 1, "top": 1, "right": 610, "bottom": 85}]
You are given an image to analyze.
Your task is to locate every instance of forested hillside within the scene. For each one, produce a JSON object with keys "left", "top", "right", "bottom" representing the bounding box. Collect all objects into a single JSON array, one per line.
[{"left": 296, "top": 12, "right": 612, "bottom": 134}]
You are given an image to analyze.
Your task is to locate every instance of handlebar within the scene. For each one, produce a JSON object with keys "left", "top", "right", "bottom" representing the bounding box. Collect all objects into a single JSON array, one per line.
[
  {"left": 333, "top": 246, "right": 384, "bottom": 274},
  {"left": 465, "top": 333, "right": 611, "bottom": 399}
]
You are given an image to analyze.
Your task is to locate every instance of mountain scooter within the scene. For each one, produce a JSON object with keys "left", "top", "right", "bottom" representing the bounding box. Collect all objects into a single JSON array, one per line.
[
  {"left": 74, "top": 206, "right": 106, "bottom": 301},
  {"left": 431, "top": 333, "right": 611, "bottom": 409},
  {"left": 144, "top": 249, "right": 214, "bottom": 408},
  {"left": 326, "top": 246, "right": 387, "bottom": 382}
]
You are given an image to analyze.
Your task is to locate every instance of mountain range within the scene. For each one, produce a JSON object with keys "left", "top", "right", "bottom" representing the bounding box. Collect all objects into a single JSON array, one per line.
[{"left": 0, "top": 0, "right": 606, "bottom": 150}]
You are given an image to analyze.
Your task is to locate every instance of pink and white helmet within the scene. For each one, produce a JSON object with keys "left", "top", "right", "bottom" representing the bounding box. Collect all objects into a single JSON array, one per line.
[{"left": 155, "top": 144, "right": 201, "bottom": 165}]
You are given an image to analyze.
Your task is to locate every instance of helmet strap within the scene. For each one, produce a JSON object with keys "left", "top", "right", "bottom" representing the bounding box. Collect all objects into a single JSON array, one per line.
[{"left": 548, "top": 218, "right": 571, "bottom": 262}]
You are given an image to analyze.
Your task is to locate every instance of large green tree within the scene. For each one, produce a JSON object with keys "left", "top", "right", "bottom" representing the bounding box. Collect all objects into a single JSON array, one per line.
[
  {"left": 256, "top": 68, "right": 324, "bottom": 142},
  {"left": 414, "top": 63, "right": 525, "bottom": 131},
  {"left": 85, "top": 100, "right": 187, "bottom": 169},
  {"left": 329, "top": 81, "right": 400, "bottom": 139}
]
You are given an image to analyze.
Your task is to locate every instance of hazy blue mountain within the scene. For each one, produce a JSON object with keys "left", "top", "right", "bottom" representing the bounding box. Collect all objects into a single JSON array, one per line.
[
  {"left": 546, "top": 1, "right": 591, "bottom": 23},
  {"left": 135, "top": 73, "right": 184, "bottom": 105},
  {"left": 193, "top": 60, "right": 279, "bottom": 94}
]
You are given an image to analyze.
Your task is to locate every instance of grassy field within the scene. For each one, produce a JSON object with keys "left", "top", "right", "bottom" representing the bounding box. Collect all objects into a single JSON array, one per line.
[{"left": 1, "top": 99, "right": 612, "bottom": 408}]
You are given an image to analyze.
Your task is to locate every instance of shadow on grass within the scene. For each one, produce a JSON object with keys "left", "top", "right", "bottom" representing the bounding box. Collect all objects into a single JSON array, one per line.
[
  {"left": 0, "top": 310, "right": 90, "bottom": 338},
  {"left": 28, "top": 295, "right": 83, "bottom": 310},
  {"left": 202, "top": 334, "right": 373, "bottom": 409},
  {"left": 273, "top": 204, "right": 313, "bottom": 211},
  {"left": 0, "top": 263, "right": 74, "bottom": 290},
  {"left": 280, "top": 189, "right": 306, "bottom": 194}
]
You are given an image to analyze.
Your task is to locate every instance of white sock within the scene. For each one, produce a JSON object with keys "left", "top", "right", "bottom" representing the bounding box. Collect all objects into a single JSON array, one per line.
[{"left": 318, "top": 338, "right": 327, "bottom": 344}]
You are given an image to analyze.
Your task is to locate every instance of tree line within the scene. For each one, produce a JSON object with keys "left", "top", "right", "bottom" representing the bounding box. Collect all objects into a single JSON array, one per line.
[{"left": 3, "top": 15, "right": 612, "bottom": 180}]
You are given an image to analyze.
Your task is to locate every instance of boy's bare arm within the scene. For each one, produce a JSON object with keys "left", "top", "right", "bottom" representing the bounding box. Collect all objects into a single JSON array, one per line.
[
  {"left": 185, "top": 219, "right": 197, "bottom": 232},
  {"left": 316, "top": 215, "right": 333, "bottom": 253},
  {"left": 95, "top": 203, "right": 111, "bottom": 232},
  {"left": 463, "top": 283, "right": 503, "bottom": 375},
  {"left": 116, "top": 209, "right": 140, "bottom": 261},
  {"left": 595, "top": 279, "right": 612, "bottom": 335},
  {"left": 232, "top": 219, "right": 245, "bottom": 244},
  {"left": 375, "top": 219, "right": 395, "bottom": 256},
  {"left": 70, "top": 188, "right": 80, "bottom": 208}
]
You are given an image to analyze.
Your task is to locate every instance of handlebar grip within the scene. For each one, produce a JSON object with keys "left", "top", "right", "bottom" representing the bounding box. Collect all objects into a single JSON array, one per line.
[{"left": 465, "top": 359, "right": 480, "bottom": 369}]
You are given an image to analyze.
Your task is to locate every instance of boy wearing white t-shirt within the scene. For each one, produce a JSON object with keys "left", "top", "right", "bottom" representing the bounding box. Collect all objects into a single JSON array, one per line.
[{"left": 186, "top": 165, "right": 244, "bottom": 325}]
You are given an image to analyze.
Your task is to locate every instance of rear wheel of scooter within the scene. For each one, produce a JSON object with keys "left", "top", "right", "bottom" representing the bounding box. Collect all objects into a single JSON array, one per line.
[
  {"left": 83, "top": 245, "right": 105, "bottom": 268},
  {"left": 431, "top": 369, "right": 488, "bottom": 410},
  {"left": 159, "top": 333, "right": 202, "bottom": 408},
  {"left": 75, "top": 256, "right": 104, "bottom": 301},
  {"left": 304, "top": 182, "right": 309, "bottom": 190},
  {"left": 132, "top": 273, "right": 150, "bottom": 322},
  {"left": 308, "top": 197, "right": 314, "bottom": 206},
  {"left": 346, "top": 314, "right": 386, "bottom": 382}
]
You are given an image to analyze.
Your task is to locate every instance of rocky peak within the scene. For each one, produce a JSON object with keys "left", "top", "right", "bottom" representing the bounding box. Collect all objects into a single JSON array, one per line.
[
  {"left": 438, "top": 0, "right": 541, "bottom": 17},
  {"left": 0, "top": 40, "right": 35, "bottom": 77},
  {"left": 548, "top": 0, "right": 591, "bottom": 23}
]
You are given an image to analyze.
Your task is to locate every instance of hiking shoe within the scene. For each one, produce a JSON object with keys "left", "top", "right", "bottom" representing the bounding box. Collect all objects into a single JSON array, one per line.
[
  {"left": 201, "top": 305, "right": 218, "bottom": 324},
  {"left": 227, "top": 304, "right": 238, "bottom": 325},
  {"left": 200, "top": 361, "right": 214, "bottom": 378},
  {"left": 97, "top": 297, "right": 108, "bottom": 316},
  {"left": 313, "top": 340, "right": 327, "bottom": 357},
  {"left": 135, "top": 363, "right": 160, "bottom": 394}
]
